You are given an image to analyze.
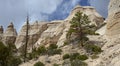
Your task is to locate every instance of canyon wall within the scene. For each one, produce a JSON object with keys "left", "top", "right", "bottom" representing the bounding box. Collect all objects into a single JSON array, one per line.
[
  {"left": 0, "top": 5, "right": 104, "bottom": 49},
  {"left": 106, "top": 0, "right": 120, "bottom": 38}
]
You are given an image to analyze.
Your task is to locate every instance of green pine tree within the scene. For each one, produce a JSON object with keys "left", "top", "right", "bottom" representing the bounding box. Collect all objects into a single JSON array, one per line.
[{"left": 67, "top": 12, "right": 95, "bottom": 46}]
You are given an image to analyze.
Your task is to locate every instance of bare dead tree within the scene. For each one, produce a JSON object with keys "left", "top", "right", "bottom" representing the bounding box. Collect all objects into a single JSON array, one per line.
[{"left": 24, "top": 15, "right": 29, "bottom": 62}]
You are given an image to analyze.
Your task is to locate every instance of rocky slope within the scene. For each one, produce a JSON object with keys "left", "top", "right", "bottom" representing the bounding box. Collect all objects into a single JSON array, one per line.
[
  {"left": 14, "top": 5, "right": 104, "bottom": 50},
  {"left": 86, "top": 0, "right": 120, "bottom": 66},
  {"left": 1, "top": 0, "right": 120, "bottom": 66},
  {"left": 18, "top": 5, "right": 104, "bottom": 66},
  {"left": 0, "top": 5, "right": 105, "bottom": 66}
]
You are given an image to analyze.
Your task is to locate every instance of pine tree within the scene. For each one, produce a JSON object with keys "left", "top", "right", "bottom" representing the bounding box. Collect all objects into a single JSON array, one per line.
[{"left": 67, "top": 12, "right": 95, "bottom": 46}]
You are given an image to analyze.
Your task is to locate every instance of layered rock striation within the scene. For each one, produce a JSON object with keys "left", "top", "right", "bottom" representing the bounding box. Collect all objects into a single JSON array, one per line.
[{"left": 106, "top": 0, "right": 120, "bottom": 38}]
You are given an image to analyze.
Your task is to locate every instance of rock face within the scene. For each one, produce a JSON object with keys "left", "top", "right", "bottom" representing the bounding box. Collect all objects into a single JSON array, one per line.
[
  {"left": 0, "top": 5, "right": 104, "bottom": 52},
  {"left": 18, "top": 5, "right": 104, "bottom": 66},
  {"left": 86, "top": 0, "right": 120, "bottom": 66},
  {"left": 15, "top": 21, "right": 48, "bottom": 49},
  {"left": 106, "top": 0, "right": 120, "bottom": 38},
  {"left": 13, "top": 5, "right": 104, "bottom": 50},
  {"left": 66, "top": 5, "right": 104, "bottom": 27},
  {"left": 35, "top": 20, "right": 68, "bottom": 48},
  {"left": 2, "top": 22, "right": 17, "bottom": 44}
]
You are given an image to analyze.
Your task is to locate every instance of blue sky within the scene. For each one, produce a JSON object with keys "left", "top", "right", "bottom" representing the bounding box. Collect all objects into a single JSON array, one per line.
[{"left": 0, "top": 0, "right": 109, "bottom": 31}]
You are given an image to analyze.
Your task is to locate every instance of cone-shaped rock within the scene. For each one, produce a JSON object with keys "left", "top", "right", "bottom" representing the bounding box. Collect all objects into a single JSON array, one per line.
[{"left": 3, "top": 22, "right": 17, "bottom": 44}]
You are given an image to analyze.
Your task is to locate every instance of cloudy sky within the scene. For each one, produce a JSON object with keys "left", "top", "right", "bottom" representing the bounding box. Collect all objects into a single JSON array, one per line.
[{"left": 0, "top": 0, "right": 109, "bottom": 32}]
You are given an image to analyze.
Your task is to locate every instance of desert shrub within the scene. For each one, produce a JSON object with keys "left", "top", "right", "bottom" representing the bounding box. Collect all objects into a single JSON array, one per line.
[
  {"left": 47, "top": 44, "right": 62, "bottom": 55},
  {"left": 70, "top": 53, "right": 80, "bottom": 61},
  {"left": 69, "top": 53, "right": 88, "bottom": 61},
  {"left": 54, "top": 49, "right": 62, "bottom": 54},
  {"left": 71, "top": 59, "right": 88, "bottom": 66},
  {"left": 63, "top": 41, "right": 69, "bottom": 46},
  {"left": 27, "top": 48, "right": 40, "bottom": 60},
  {"left": 48, "top": 44, "right": 58, "bottom": 50},
  {"left": 7, "top": 57, "right": 22, "bottom": 66},
  {"left": 37, "top": 45, "right": 47, "bottom": 55},
  {"left": 47, "top": 49, "right": 62, "bottom": 55},
  {"left": 63, "top": 54, "right": 70, "bottom": 60},
  {"left": 84, "top": 43, "right": 102, "bottom": 54},
  {"left": 77, "top": 55, "right": 88, "bottom": 61},
  {"left": 91, "top": 55, "right": 99, "bottom": 59},
  {"left": 62, "top": 59, "right": 71, "bottom": 66},
  {"left": 34, "top": 61, "right": 45, "bottom": 66},
  {"left": 53, "top": 63, "right": 59, "bottom": 66}
]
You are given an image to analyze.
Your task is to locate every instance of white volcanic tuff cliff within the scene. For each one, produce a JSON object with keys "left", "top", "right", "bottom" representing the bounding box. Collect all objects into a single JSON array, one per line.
[
  {"left": 35, "top": 20, "right": 66, "bottom": 47},
  {"left": 87, "top": 0, "right": 120, "bottom": 66},
  {"left": 106, "top": 0, "right": 120, "bottom": 37},
  {"left": 19, "top": 5, "right": 105, "bottom": 66},
  {"left": 15, "top": 5, "right": 104, "bottom": 49},
  {"left": 2, "top": 22, "right": 17, "bottom": 44},
  {"left": 66, "top": 5, "right": 104, "bottom": 27},
  {"left": 15, "top": 21, "right": 48, "bottom": 49}
]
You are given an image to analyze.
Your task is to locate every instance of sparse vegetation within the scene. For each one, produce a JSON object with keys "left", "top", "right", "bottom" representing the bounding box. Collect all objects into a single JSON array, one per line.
[
  {"left": 63, "top": 52, "right": 88, "bottom": 62},
  {"left": 91, "top": 55, "right": 99, "bottom": 59},
  {"left": 48, "top": 44, "right": 58, "bottom": 50},
  {"left": 71, "top": 59, "right": 88, "bottom": 66},
  {"left": 77, "top": 55, "right": 88, "bottom": 61},
  {"left": 47, "top": 44, "right": 62, "bottom": 55},
  {"left": 70, "top": 53, "right": 80, "bottom": 61},
  {"left": 28, "top": 44, "right": 62, "bottom": 60},
  {"left": 84, "top": 43, "right": 102, "bottom": 54},
  {"left": 37, "top": 45, "right": 47, "bottom": 55},
  {"left": 0, "top": 42, "right": 22, "bottom": 66},
  {"left": 53, "top": 63, "right": 59, "bottom": 66},
  {"left": 63, "top": 41, "right": 69, "bottom": 46},
  {"left": 63, "top": 54, "right": 70, "bottom": 60},
  {"left": 34, "top": 61, "right": 45, "bottom": 66}
]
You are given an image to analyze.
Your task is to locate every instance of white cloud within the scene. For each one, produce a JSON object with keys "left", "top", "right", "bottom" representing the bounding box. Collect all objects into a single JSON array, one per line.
[
  {"left": 0, "top": 0, "right": 63, "bottom": 31},
  {"left": 0, "top": 0, "right": 109, "bottom": 32},
  {"left": 26, "top": 0, "right": 63, "bottom": 14}
]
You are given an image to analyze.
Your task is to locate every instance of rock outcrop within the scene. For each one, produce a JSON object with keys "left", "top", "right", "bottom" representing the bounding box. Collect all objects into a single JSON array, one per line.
[
  {"left": 2, "top": 22, "right": 17, "bottom": 44},
  {"left": 86, "top": 0, "right": 120, "bottom": 66},
  {"left": 35, "top": 20, "right": 67, "bottom": 48},
  {"left": 15, "top": 21, "right": 48, "bottom": 49},
  {"left": 13, "top": 5, "right": 104, "bottom": 50},
  {"left": 0, "top": 5, "right": 105, "bottom": 66},
  {"left": 18, "top": 5, "right": 104, "bottom": 66},
  {"left": 106, "top": 0, "right": 120, "bottom": 38},
  {"left": 66, "top": 5, "right": 104, "bottom": 27}
]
